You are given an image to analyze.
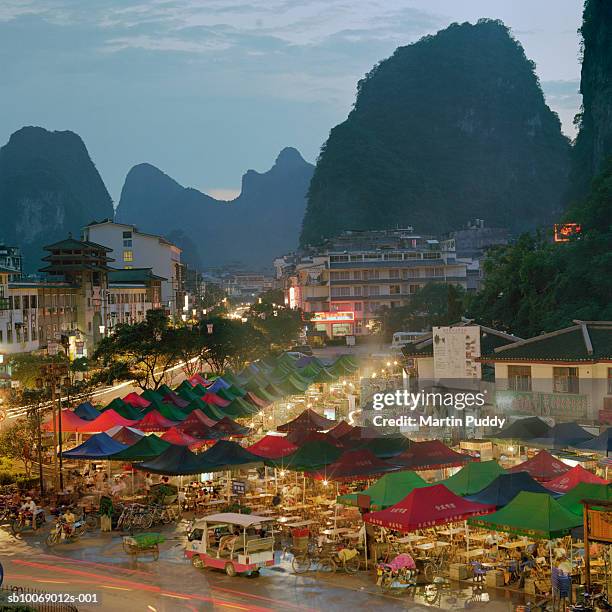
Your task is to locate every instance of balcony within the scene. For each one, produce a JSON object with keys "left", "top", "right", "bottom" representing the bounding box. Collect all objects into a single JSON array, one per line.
[{"left": 495, "top": 389, "right": 590, "bottom": 421}]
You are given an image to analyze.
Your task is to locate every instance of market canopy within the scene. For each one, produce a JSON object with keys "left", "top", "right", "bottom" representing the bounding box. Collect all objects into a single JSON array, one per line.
[
  {"left": 327, "top": 420, "right": 354, "bottom": 439},
  {"left": 494, "top": 417, "right": 551, "bottom": 441},
  {"left": 197, "top": 440, "right": 262, "bottom": 471},
  {"left": 440, "top": 461, "right": 506, "bottom": 496},
  {"left": 269, "top": 440, "right": 343, "bottom": 471},
  {"left": 62, "top": 433, "right": 128, "bottom": 459},
  {"left": 76, "top": 409, "right": 139, "bottom": 433},
  {"left": 161, "top": 427, "right": 199, "bottom": 447},
  {"left": 391, "top": 440, "right": 473, "bottom": 471},
  {"left": 466, "top": 471, "right": 555, "bottom": 508},
  {"left": 247, "top": 435, "right": 298, "bottom": 459},
  {"left": 122, "top": 392, "right": 151, "bottom": 409},
  {"left": 73, "top": 402, "right": 100, "bottom": 421},
  {"left": 507, "top": 450, "right": 571, "bottom": 482},
  {"left": 360, "top": 434, "right": 411, "bottom": 458},
  {"left": 469, "top": 491, "right": 582, "bottom": 539},
  {"left": 309, "top": 449, "right": 397, "bottom": 481},
  {"left": 545, "top": 464, "right": 609, "bottom": 494},
  {"left": 529, "top": 422, "right": 594, "bottom": 449},
  {"left": 276, "top": 409, "right": 337, "bottom": 434},
  {"left": 365, "top": 484, "right": 495, "bottom": 532},
  {"left": 337, "top": 471, "right": 428, "bottom": 510},
  {"left": 101, "top": 398, "right": 143, "bottom": 420},
  {"left": 557, "top": 482, "right": 612, "bottom": 516},
  {"left": 573, "top": 429, "right": 612, "bottom": 453},
  {"left": 201, "top": 392, "right": 230, "bottom": 408},
  {"left": 285, "top": 429, "right": 343, "bottom": 447},
  {"left": 136, "top": 444, "right": 209, "bottom": 475},
  {"left": 107, "top": 426, "right": 145, "bottom": 446},
  {"left": 208, "top": 416, "right": 251, "bottom": 438},
  {"left": 136, "top": 410, "right": 177, "bottom": 432},
  {"left": 42, "top": 410, "right": 89, "bottom": 433},
  {"left": 110, "top": 434, "right": 172, "bottom": 462},
  {"left": 176, "top": 411, "right": 217, "bottom": 439}
]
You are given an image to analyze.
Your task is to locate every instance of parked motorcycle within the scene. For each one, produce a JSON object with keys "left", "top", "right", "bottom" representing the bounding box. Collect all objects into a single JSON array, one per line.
[{"left": 11, "top": 510, "right": 45, "bottom": 535}]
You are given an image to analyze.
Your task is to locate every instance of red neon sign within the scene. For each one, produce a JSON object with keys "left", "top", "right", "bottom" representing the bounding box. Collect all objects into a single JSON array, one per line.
[
  {"left": 554, "top": 223, "right": 582, "bottom": 243},
  {"left": 311, "top": 311, "right": 354, "bottom": 323}
]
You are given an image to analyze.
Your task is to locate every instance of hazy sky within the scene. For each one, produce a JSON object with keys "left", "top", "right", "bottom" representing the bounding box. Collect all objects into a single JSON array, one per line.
[{"left": 0, "top": 0, "right": 583, "bottom": 203}]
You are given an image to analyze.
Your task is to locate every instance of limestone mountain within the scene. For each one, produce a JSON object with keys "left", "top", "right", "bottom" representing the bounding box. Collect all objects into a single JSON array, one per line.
[
  {"left": 116, "top": 147, "right": 314, "bottom": 270},
  {"left": 0, "top": 126, "right": 114, "bottom": 271},
  {"left": 568, "top": 0, "right": 612, "bottom": 203},
  {"left": 300, "top": 19, "right": 571, "bottom": 246}
]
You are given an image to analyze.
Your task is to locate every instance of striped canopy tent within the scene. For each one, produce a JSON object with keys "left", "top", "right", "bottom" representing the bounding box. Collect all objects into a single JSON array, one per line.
[
  {"left": 507, "top": 450, "right": 571, "bottom": 482},
  {"left": 544, "top": 464, "right": 609, "bottom": 494},
  {"left": 365, "top": 484, "right": 495, "bottom": 533},
  {"left": 391, "top": 440, "right": 473, "bottom": 471}
]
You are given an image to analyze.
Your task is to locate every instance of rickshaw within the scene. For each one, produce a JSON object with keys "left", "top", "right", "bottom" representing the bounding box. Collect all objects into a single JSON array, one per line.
[{"left": 185, "top": 513, "right": 276, "bottom": 577}]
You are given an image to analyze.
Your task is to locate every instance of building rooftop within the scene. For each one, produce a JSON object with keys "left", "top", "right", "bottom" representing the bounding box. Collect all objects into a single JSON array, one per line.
[
  {"left": 402, "top": 322, "right": 522, "bottom": 359},
  {"left": 84, "top": 219, "right": 179, "bottom": 249},
  {"left": 108, "top": 267, "right": 167, "bottom": 283},
  {"left": 43, "top": 237, "right": 113, "bottom": 252},
  {"left": 479, "top": 321, "right": 612, "bottom": 363}
]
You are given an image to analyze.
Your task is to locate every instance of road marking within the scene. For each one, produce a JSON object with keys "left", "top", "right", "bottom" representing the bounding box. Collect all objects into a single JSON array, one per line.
[
  {"left": 217, "top": 603, "right": 248, "bottom": 610},
  {"left": 103, "top": 585, "right": 131, "bottom": 591},
  {"left": 34, "top": 580, "right": 68, "bottom": 584},
  {"left": 162, "top": 593, "right": 190, "bottom": 600},
  {"left": 147, "top": 607, "right": 157, "bottom": 612}
]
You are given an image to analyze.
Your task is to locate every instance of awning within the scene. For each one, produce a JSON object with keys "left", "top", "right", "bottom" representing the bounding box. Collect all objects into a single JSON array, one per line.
[
  {"left": 136, "top": 410, "right": 177, "bottom": 432},
  {"left": 269, "top": 440, "right": 343, "bottom": 471},
  {"left": 73, "top": 402, "right": 100, "bottom": 421},
  {"left": 574, "top": 429, "right": 612, "bottom": 453},
  {"left": 110, "top": 434, "right": 172, "bottom": 462},
  {"left": 440, "top": 460, "right": 506, "bottom": 496},
  {"left": 337, "top": 471, "right": 428, "bottom": 510},
  {"left": 465, "top": 471, "right": 556, "bottom": 508},
  {"left": 309, "top": 449, "right": 397, "bottom": 481},
  {"left": 161, "top": 427, "right": 199, "bottom": 447},
  {"left": 285, "top": 429, "right": 343, "bottom": 447},
  {"left": 196, "top": 440, "right": 263, "bottom": 471},
  {"left": 136, "top": 445, "right": 209, "bottom": 476},
  {"left": 247, "top": 435, "right": 298, "bottom": 459},
  {"left": 42, "top": 410, "right": 90, "bottom": 433},
  {"left": 176, "top": 411, "right": 218, "bottom": 439},
  {"left": 107, "top": 426, "right": 145, "bottom": 446},
  {"left": 557, "top": 482, "right": 612, "bottom": 515},
  {"left": 208, "top": 416, "right": 251, "bottom": 438},
  {"left": 469, "top": 491, "right": 582, "bottom": 539},
  {"left": 122, "top": 392, "right": 151, "bottom": 409},
  {"left": 277, "top": 409, "right": 337, "bottom": 434},
  {"left": 62, "top": 433, "right": 128, "bottom": 459},
  {"left": 494, "top": 417, "right": 551, "bottom": 441},
  {"left": 365, "top": 484, "right": 495, "bottom": 532},
  {"left": 529, "top": 422, "right": 594, "bottom": 449},
  {"left": 327, "top": 420, "right": 354, "bottom": 438},
  {"left": 544, "top": 464, "right": 609, "bottom": 494},
  {"left": 507, "top": 449, "right": 571, "bottom": 482},
  {"left": 391, "top": 440, "right": 473, "bottom": 471},
  {"left": 77, "top": 409, "right": 139, "bottom": 433},
  {"left": 361, "top": 434, "right": 411, "bottom": 458}
]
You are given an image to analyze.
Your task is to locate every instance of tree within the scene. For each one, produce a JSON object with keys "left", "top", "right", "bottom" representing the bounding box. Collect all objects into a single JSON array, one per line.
[
  {"left": 93, "top": 309, "right": 181, "bottom": 390},
  {"left": 0, "top": 416, "right": 39, "bottom": 477},
  {"left": 249, "top": 301, "right": 305, "bottom": 348},
  {"left": 380, "top": 283, "right": 466, "bottom": 339},
  {"left": 467, "top": 158, "right": 612, "bottom": 337},
  {"left": 201, "top": 283, "right": 227, "bottom": 312}
]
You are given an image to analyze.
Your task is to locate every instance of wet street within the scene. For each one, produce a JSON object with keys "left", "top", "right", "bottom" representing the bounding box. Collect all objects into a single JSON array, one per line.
[{"left": 0, "top": 523, "right": 527, "bottom": 612}]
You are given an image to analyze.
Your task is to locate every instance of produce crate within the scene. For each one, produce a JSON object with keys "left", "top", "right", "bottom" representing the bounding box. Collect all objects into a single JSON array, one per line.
[
  {"left": 485, "top": 570, "right": 504, "bottom": 587},
  {"left": 450, "top": 563, "right": 469, "bottom": 581}
]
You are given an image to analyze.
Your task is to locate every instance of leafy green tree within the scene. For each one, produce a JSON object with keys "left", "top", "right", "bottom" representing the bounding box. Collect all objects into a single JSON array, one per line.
[
  {"left": 93, "top": 309, "right": 181, "bottom": 390},
  {"left": 0, "top": 416, "right": 39, "bottom": 476},
  {"left": 249, "top": 301, "right": 305, "bottom": 348}
]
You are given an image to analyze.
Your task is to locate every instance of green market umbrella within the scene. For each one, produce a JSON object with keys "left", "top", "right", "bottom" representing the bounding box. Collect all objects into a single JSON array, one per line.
[
  {"left": 557, "top": 482, "right": 612, "bottom": 516},
  {"left": 337, "top": 470, "right": 428, "bottom": 510},
  {"left": 110, "top": 434, "right": 172, "bottom": 461},
  {"left": 440, "top": 460, "right": 506, "bottom": 496},
  {"left": 469, "top": 491, "right": 582, "bottom": 539}
]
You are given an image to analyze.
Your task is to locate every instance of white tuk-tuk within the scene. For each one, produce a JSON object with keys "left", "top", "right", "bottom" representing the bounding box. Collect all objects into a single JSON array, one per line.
[{"left": 185, "top": 513, "right": 276, "bottom": 577}]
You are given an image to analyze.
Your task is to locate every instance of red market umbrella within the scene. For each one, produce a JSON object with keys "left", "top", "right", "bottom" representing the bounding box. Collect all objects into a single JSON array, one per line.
[
  {"left": 201, "top": 392, "right": 231, "bottom": 408},
  {"left": 137, "top": 410, "right": 177, "bottom": 432},
  {"left": 123, "top": 392, "right": 151, "bottom": 409},
  {"left": 309, "top": 449, "right": 397, "bottom": 481},
  {"left": 391, "top": 440, "right": 473, "bottom": 471},
  {"left": 364, "top": 483, "right": 495, "bottom": 532},
  {"left": 507, "top": 449, "right": 571, "bottom": 482},
  {"left": 327, "top": 420, "right": 354, "bottom": 438},
  {"left": 286, "top": 429, "right": 343, "bottom": 448},
  {"left": 75, "top": 409, "right": 139, "bottom": 433},
  {"left": 277, "top": 408, "right": 337, "bottom": 433},
  {"left": 544, "top": 464, "right": 609, "bottom": 493},
  {"left": 176, "top": 411, "right": 217, "bottom": 440},
  {"left": 161, "top": 427, "right": 199, "bottom": 447},
  {"left": 42, "top": 410, "right": 90, "bottom": 433},
  {"left": 247, "top": 435, "right": 298, "bottom": 459},
  {"left": 245, "top": 391, "right": 269, "bottom": 408},
  {"left": 189, "top": 374, "right": 210, "bottom": 387}
]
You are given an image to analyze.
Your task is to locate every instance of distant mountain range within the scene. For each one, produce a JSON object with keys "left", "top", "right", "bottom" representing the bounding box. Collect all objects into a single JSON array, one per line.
[
  {"left": 116, "top": 147, "right": 314, "bottom": 270},
  {"left": 0, "top": 126, "right": 114, "bottom": 271},
  {"left": 300, "top": 19, "right": 572, "bottom": 245}
]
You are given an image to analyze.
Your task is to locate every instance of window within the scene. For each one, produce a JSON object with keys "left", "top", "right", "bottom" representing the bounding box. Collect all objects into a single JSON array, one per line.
[
  {"left": 13, "top": 296, "right": 20, "bottom": 309},
  {"left": 354, "top": 302, "right": 362, "bottom": 311},
  {"left": 122, "top": 231, "right": 133, "bottom": 239},
  {"left": 30, "top": 295, "right": 37, "bottom": 308},
  {"left": 7, "top": 324, "right": 13, "bottom": 343},
  {"left": 409, "top": 284, "right": 421, "bottom": 294},
  {"left": 123, "top": 239, "right": 132, "bottom": 247},
  {"left": 553, "top": 367, "right": 579, "bottom": 394},
  {"left": 368, "top": 286, "right": 380, "bottom": 296},
  {"left": 390, "top": 284, "right": 401, "bottom": 295},
  {"left": 353, "top": 271, "right": 362, "bottom": 280},
  {"left": 330, "top": 271, "right": 350, "bottom": 281},
  {"left": 608, "top": 368, "right": 612, "bottom": 395},
  {"left": 353, "top": 286, "right": 362, "bottom": 296},
  {"left": 123, "top": 250, "right": 133, "bottom": 262},
  {"left": 389, "top": 269, "right": 400, "bottom": 279},
  {"left": 508, "top": 365, "right": 532, "bottom": 392},
  {"left": 331, "top": 287, "right": 350, "bottom": 297}
]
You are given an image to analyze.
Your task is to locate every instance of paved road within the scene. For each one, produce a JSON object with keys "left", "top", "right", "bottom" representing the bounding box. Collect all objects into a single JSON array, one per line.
[{"left": 0, "top": 521, "right": 523, "bottom": 612}]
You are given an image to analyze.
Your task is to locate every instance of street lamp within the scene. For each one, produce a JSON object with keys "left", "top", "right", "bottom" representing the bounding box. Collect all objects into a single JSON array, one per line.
[{"left": 98, "top": 325, "right": 105, "bottom": 336}]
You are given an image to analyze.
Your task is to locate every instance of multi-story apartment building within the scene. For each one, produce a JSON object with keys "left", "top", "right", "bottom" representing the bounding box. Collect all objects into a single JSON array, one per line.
[
  {"left": 83, "top": 220, "right": 184, "bottom": 315},
  {"left": 279, "top": 229, "right": 469, "bottom": 337},
  {"left": 221, "top": 273, "right": 274, "bottom": 299},
  {"left": 0, "top": 245, "right": 22, "bottom": 282}
]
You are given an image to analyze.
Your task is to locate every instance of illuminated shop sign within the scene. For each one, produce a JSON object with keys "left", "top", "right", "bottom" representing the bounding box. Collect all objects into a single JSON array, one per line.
[
  {"left": 311, "top": 311, "right": 354, "bottom": 323},
  {"left": 554, "top": 223, "right": 582, "bottom": 243}
]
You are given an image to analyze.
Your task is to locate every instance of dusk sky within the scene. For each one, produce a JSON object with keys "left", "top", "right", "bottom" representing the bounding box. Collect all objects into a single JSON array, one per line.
[{"left": 0, "top": 0, "right": 584, "bottom": 203}]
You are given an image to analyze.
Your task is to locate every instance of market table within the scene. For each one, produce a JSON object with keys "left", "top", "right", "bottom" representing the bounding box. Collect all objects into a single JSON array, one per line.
[
  {"left": 277, "top": 515, "right": 302, "bottom": 524},
  {"left": 415, "top": 541, "right": 451, "bottom": 551},
  {"left": 459, "top": 548, "right": 486, "bottom": 560},
  {"left": 285, "top": 520, "right": 317, "bottom": 528},
  {"left": 498, "top": 540, "right": 534, "bottom": 549},
  {"left": 395, "top": 534, "right": 427, "bottom": 544},
  {"left": 322, "top": 527, "right": 352, "bottom": 537},
  {"left": 438, "top": 527, "right": 466, "bottom": 536}
]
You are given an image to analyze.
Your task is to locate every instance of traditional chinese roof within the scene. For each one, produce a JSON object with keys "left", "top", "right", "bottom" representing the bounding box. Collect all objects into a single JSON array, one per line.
[{"left": 480, "top": 321, "right": 612, "bottom": 363}]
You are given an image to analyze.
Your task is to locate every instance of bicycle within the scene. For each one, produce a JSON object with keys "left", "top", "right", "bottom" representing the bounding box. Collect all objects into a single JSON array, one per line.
[{"left": 423, "top": 550, "right": 448, "bottom": 583}]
